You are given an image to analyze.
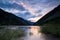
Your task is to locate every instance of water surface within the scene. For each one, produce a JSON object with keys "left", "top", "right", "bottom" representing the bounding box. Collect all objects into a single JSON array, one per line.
[{"left": 6, "top": 26, "right": 60, "bottom": 40}]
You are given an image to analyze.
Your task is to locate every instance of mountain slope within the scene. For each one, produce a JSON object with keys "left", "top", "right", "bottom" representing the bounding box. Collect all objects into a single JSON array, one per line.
[
  {"left": 0, "top": 9, "right": 30, "bottom": 25},
  {"left": 33, "top": 5, "right": 60, "bottom": 37},
  {"left": 35, "top": 5, "right": 60, "bottom": 25}
]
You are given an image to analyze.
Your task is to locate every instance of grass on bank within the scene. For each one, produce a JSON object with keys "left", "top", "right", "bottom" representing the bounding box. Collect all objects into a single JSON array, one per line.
[
  {"left": 41, "top": 17, "right": 60, "bottom": 36},
  {"left": 0, "top": 27, "right": 25, "bottom": 40}
]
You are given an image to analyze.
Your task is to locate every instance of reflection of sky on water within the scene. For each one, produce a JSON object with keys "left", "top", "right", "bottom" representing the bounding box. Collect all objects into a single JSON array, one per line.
[
  {"left": 24, "top": 26, "right": 47, "bottom": 40},
  {"left": 4, "top": 26, "right": 60, "bottom": 40}
]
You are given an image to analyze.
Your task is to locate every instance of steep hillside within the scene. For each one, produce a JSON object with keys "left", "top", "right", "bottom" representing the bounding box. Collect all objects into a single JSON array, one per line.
[
  {"left": 0, "top": 9, "right": 30, "bottom": 25},
  {"left": 34, "top": 5, "right": 60, "bottom": 36},
  {"left": 35, "top": 5, "right": 60, "bottom": 25}
]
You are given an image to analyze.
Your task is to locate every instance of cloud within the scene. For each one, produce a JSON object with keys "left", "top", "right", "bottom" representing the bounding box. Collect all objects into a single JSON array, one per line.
[
  {"left": 14, "top": 0, "right": 60, "bottom": 16},
  {"left": 1, "top": 8, "right": 33, "bottom": 20},
  {"left": 28, "top": 5, "right": 57, "bottom": 22},
  {"left": 28, "top": 17, "right": 41, "bottom": 22},
  {"left": 0, "top": 0, "right": 60, "bottom": 22},
  {"left": 13, "top": 1, "right": 39, "bottom": 16},
  {"left": 4, "top": 8, "right": 27, "bottom": 14},
  {"left": 0, "top": 0, "right": 25, "bottom": 11}
]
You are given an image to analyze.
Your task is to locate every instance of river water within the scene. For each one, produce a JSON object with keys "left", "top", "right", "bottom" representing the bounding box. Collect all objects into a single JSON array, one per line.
[
  {"left": 7, "top": 26, "right": 60, "bottom": 40},
  {"left": 18, "top": 26, "right": 60, "bottom": 40}
]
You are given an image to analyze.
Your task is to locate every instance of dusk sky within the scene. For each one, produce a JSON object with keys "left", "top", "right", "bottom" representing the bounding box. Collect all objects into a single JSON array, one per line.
[{"left": 0, "top": 0, "right": 60, "bottom": 22}]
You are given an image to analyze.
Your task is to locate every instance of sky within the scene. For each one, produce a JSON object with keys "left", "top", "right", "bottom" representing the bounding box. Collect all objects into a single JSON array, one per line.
[{"left": 0, "top": 0, "right": 60, "bottom": 22}]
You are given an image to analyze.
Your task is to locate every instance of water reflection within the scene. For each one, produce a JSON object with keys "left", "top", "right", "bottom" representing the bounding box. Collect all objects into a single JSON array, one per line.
[
  {"left": 23, "top": 26, "right": 60, "bottom": 40},
  {"left": 3, "top": 26, "right": 60, "bottom": 40},
  {"left": 30, "top": 26, "right": 40, "bottom": 35},
  {"left": 24, "top": 26, "right": 47, "bottom": 40}
]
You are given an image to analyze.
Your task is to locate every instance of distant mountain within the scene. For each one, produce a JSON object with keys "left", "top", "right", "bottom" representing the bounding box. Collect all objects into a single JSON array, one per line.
[
  {"left": 0, "top": 9, "right": 30, "bottom": 25},
  {"left": 34, "top": 5, "right": 60, "bottom": 25}
]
